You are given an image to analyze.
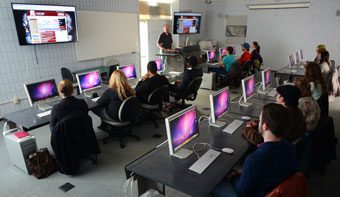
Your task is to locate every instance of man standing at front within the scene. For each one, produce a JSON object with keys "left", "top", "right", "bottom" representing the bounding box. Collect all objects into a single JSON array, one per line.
[{"left": 157, "top": 24, "right": 173, "bottom": 52}]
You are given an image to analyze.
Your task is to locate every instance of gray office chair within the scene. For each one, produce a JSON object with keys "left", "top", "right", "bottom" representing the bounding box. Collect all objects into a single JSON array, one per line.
[
  {"left": 171, "top": 77, "right": 203, "bottom": 106},
  {"left": 61, "top": 67, "right": 75, "bottom": 82},
  {"left": 61, "top": 67, "right": 79, "bottom": 94},
  {"left": 102, "top": 97, "right": 140, "bottom": 148},
  {"left": 140, "top": 85, "right": 169, "bottom": 128}
]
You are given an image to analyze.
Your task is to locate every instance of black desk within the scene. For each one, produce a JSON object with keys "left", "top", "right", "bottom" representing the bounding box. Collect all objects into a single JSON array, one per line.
[
  {"left": 125, "top": 114, "right": 250, "bottom": 197},
  {"left": 3, "top": 95, "right": 98, "bottom": 131}
]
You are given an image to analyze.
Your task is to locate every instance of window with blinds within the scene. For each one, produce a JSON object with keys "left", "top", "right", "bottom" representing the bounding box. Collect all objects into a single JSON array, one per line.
[{"left": 139, "top": 1, "right": 172, "bottom": 20}]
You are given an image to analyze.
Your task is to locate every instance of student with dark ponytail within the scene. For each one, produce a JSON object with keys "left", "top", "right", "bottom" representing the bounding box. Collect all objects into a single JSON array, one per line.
[{"left": 251, "top": 41, "right": 263, "bottom": 71}]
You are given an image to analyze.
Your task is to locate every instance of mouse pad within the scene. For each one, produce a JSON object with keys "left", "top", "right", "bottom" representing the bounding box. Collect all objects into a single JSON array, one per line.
[{"left": 58, "top": 182, "right": 75, "bottom": 192}]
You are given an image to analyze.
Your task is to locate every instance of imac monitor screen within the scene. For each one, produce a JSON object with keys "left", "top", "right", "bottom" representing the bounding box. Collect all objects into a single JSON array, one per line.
[
  {"left": 300, "top": 49, "right": 304, "bottom": 60},
  {"left": 209, "top": 87, "right": 230, "bottom": 123},
  {"left": 24, "top": 79, "right": 58, "bottom": 106},
  {"left": 12, "top": 3, "right": 78, "bottom": 45},
  {"left": 118, "top": 64, "right": 137, "bottom": 80},
  {"left": 165, "top": 106, "right": 199, "bottom": 155},
  {"left": 154, "top": 59, "right": 164, "bottom": 72},
  {"left": 242, "top": 75, "right": 255, "bottom": 103},
  {"left": 289, "top": 55, "right": 295, "bottom": 67},
  {"left": 296, "top": 52, "right": 300, "bottom": 63},
  {"left": 219, "top": 47, "right": 227, "bottom": 58},
  {"left": 262, "top": 69, "right": 271, "bottom": 90},
  {"left": 76, "top": 70, "right": 102, "bottom": 93},
  {"left": 173, "top": 12, "right": 201, "bottom": 34},
  {"left": 207, "top": 50, "right": 216, "bottom": 62}
]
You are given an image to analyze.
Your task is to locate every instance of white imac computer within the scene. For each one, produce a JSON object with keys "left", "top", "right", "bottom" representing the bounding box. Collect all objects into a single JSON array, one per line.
[
  {"left": 219, "top": 47, "right": 227, "bottom": 59},
  {"left": 207, "top": 50, "right": 217, "bottom": 63},
  {"left": 295, "top": 51, "right": 300, "bottom": 64},
  {"left": 299, "top": 49, "right": 304, "bottom": 60},
  {"left": 209, "top": 87, "right": 230, "bottom": 127},
  {"left": 117, "top": 64, "right": 137, "bottom": 80},
  {"left": 258, "top": 68, "right": 271, "bottom": 94},
  {"left": 288, "top": 54, "right": 296, "bottom": 68},
  {"left": 76, "top": 70, "right": 102, "bottom": 97},
  {"left": 240, "top": 75, "right": 255, "bottom": 107},
  {"left": 24, "top": 79, "right": 59, "bottom": 111},
  {"left": 165, "top": 105, "right": 199, "bottom": 159},
  {"left": 154, "top": 59, "right": 164, "bottom": 74}
]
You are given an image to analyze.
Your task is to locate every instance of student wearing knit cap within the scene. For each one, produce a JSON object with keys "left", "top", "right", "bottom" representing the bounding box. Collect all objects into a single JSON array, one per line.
[{"left": 243, "top": 85, "right": 306, "bottom": 145}]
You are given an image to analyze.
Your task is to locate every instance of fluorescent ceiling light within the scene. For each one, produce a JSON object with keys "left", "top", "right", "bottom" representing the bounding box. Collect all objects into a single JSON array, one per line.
[{"left": 248, "top": 2, "right": 310, "bottom": 10}]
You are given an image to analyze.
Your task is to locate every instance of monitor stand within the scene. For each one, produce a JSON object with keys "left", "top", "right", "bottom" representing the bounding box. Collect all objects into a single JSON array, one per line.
[
  {"left": 239, "top": 102, "right": 253, "bottom": 107},
  {"left": 210, "top": 120, "right": 227, "bottom": 128},
  {"left": 172, "top": 148, "right": 193, "bottom": 159}
]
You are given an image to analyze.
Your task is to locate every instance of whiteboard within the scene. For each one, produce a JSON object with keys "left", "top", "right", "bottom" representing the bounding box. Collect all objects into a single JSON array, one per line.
[{"left": 75, "top": 11, "right": 139, "bottom": 61}]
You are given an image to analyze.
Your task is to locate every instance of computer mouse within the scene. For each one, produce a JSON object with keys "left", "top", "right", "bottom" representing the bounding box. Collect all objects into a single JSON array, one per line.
[
  {"left": 241, "top": 116, "right": 251, "bottom": 120},
  {"left": 222, "top": 148, "right": 234, "bottom": 154}
]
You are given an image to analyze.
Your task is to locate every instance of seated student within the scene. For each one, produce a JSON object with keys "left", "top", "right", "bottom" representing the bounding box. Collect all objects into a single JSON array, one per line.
[
  {"left": 50, "top": 79, "right": 88, "bottom": 129},
  {"left": 237, "top": 43, "right": 251, "bottom": 67},
  {"left": 171, "top": 56, "right": 203, "bottom": 96},
  {"left": 319, "top": 50, "right": 331, "bottom": 79},
  {"left": 135, "top": 61, "right": 170, "bottom": 103},
  {"left": 208, "top": 46, "right": 236, "bottom": 78},
  {"left": 212, "top": 103, "right": 299, "bottom": 197},
  {"left": 293, "top": 77, "right": 321, "bottom": 132},
  {"left": 93, "top": 70, "right": 135, "bottom": 124},
  {"left": 314, "top": 44, "right": 326, "bottom": 64},
  {"left": 250, "top": 41, "right": 263, "bottom": 71},
  {"left": 304, "top": 62, "right": 329, "bottom": 118},
  {"left": 243, "top": 85, "right": 306, "bottom": 145}
]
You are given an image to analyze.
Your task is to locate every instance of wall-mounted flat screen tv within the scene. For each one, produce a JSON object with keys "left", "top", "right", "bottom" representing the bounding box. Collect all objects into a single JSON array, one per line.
[
  {"left": 173, "top": 12, "right": 201, "bottom": 34},
  {"left": 12, "top": 3, "right": 78, "bottom": 45}
]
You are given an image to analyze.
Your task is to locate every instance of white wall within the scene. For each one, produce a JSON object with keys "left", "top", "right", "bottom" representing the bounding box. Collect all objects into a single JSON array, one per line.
[
  {"left": 206, "top": 0, "right": 340, "bottom": 69},
  {"left": 0, "top": 0, "right": 140, "bottom": 116}
]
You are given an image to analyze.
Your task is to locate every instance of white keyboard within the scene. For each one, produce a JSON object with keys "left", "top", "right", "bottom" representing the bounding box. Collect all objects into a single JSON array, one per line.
[
  {"left": 223, "top": 119, "right": 244, "bottom": 134},
  {"left": 189, "top": 149, "right": 220, "bottom": 174},
  {"left": 91, "top": 97, "right": 100, "bottom": 102},
  {"left": 268, "top": 89, "right": 277, "bottom": 97},
  {"left": 37, "top": 110, "right": 51, "bottom": 118}
]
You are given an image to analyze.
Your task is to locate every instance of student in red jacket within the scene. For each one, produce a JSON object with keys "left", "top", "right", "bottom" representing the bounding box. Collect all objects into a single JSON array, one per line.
[{"left": 237, "top": 43, "right": 251, "bottom": 66}]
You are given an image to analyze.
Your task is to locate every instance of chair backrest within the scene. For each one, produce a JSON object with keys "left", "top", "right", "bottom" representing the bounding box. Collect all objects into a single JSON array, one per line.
[
  {"left": 229, "top": 61, "right": 241, "bottom": 77},
  {"left": 185, "top": 77, "right": 203, "bottom": 99},
  {"left": 118, "top": 96, "right": 140, "bottom": 122},
  {"left": 266, "top": 172, "right": 308, "bottom": 197},
  {"left": 106, "top": 59, "right": 119, "bottom": 67},
  {"left": 148, "top": 85, "right": 169, "bottom": 105},
  {"left": 242, "top": 60, "right": 253, "bottom": 72},
  {"left": 61, "top": 67, "right": 74, "bottom": 82},
  {"left": 330, "top": 60, "right": 335, "bottom": 68}
]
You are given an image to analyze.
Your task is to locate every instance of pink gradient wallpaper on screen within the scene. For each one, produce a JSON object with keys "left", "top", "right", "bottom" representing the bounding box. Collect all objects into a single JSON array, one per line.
[
  {"left": 120, "top": 65, "right": 136, "bottom": 79},
  {"left": 265, "top": 70, "right": 271, "bottom": 87},
  {"left": 213, "top": 90, "right": 229, "bottom": 118},
  {"left": 154, "top": 59, "right": 163, "bottom": 71},
  {"left": 27, "top": 80, "right": 58, "bottom": 102},
  {"left": 79, "top": 71, "right": 101, "bottom": 91},
  {"left": 246, "top": 77, "right": 255, "bottom": 97},
  {"left": 208, "top": 51, "right": 216, "bottom": 60},
  {"left": 220, "top": 48, "right": 226, "bottom": 56},
  {"left": 170, "top": 109, "right": 198, "bottom": 149}
]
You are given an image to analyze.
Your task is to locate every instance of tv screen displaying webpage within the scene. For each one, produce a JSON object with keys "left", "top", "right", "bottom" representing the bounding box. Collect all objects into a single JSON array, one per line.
[
  {"left": 12, "top": 3, "right": 78, "bottom": 45},
  {"left": 173, "top": 12, "right": 201, "bottom": 34}
]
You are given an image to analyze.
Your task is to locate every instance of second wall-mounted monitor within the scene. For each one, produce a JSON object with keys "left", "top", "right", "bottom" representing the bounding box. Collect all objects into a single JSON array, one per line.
[{"left": 173, "top": 12, "right": 202, "bottom": 34}]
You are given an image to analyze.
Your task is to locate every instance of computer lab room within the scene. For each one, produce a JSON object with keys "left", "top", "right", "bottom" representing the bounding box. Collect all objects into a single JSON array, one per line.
[{"left": 1, "top": 0, "right": 339, "bottom": 196}]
